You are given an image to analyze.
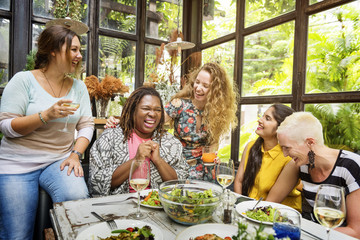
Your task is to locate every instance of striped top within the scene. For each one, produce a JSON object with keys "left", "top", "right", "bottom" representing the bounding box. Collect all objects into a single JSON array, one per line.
[{"left": 300, "top": 150, "right": 360, "bottom": 219}]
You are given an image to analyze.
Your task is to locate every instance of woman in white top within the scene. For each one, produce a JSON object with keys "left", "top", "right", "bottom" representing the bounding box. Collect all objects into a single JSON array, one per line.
[{"left": 0, "top": 24, "right": 94, "bottom": 239}]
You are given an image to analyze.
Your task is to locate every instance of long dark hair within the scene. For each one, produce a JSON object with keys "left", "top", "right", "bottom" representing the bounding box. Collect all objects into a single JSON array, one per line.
[
  {"left": 242, "top": 104, "right": 295, "bottom": 196},
  {"left": 119, "top": 86, "right": 165, "bottom": 143}
]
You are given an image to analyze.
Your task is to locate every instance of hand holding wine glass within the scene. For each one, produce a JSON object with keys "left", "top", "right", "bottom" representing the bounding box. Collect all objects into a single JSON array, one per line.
[
  {"left": 59, "top": 90, "right": 80, "bottom": 133},
  {"left": 216, "top": 159, "right": 235, "bottom": 192},
  {"left": 314, "top": 184, "right": 346, "bottom": 240},
  {"left": 129, "top": 159, "right": 150, "bottom": 219}
]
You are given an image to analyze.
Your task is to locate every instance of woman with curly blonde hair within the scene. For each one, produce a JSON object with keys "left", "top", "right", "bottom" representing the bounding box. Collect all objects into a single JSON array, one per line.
[{"left": 165, "top": 62, "right": 238, "bottom": 182}]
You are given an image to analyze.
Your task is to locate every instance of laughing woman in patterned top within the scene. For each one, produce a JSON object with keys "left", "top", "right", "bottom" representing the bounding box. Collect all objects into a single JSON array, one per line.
[{"left": 89, "top": 87, "right": 188, "bottom": 196}]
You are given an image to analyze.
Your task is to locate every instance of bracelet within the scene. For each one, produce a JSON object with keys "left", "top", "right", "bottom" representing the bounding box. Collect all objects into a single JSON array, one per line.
[
  {"left": 38, "top": 112, "right": 47, "bottom": 124},
  {"left": 71, "top": 150, "right": 82, "bottom": 161}
]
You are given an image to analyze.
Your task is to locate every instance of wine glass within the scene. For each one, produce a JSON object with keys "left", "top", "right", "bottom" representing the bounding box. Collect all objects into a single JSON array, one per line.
[
  {"left": 202, "top": 145, "right": 217, "bottom": 166},
  {"left": 216, "top": 159, "right": 235, "bottom": 192},
  {"left": 129, "top": 159, "right": 150, "bottom": 219},
  {"left": 59, "top": 90, "right": 80, "bottom": 133},
  {"left": 314, "top": 184, "right": 346, "bottom": 240},
  {"left": 273, "top": 207, "right": 301, "bottom": 240}
]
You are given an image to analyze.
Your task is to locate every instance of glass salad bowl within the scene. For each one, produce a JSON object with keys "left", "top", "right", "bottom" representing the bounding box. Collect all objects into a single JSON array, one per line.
[{"left": 158, "top": 180, "right": 222, "bottom": 225}]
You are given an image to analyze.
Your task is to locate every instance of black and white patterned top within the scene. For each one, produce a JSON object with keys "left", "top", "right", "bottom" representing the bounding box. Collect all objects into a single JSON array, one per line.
[
  {"left": 88, "top": 128, "right": 189, "bottom": 197},
  {"left": 300, "top": 150, "right": 360, "bottom": 220}
]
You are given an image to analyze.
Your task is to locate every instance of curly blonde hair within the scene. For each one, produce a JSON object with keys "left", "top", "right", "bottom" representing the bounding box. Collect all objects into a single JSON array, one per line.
[{"left": 172, "top": 62, "right": 239, "bottom": 144}]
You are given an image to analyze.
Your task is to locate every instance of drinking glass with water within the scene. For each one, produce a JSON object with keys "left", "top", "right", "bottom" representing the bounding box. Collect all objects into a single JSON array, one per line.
[{"left": 273, "top": 207, "right": 301, "bottom": 240}]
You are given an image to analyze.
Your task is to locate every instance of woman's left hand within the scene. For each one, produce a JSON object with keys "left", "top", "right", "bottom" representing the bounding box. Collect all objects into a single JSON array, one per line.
[
  {"left": 149, "top": 141, "right": 161, "bottom": 163},
  {"left": 60, "top": 155, "right": 84, "bottom": 177}
]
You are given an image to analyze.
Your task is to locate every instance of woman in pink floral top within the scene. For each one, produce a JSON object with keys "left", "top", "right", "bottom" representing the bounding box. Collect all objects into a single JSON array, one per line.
[{"left": 164, "top": 63, "right": 238, "bottom": 183}]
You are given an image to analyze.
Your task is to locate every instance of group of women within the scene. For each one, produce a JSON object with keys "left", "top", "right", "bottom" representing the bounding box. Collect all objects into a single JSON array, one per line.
[{"left": 0, "top": 21, "right": 359, "bottom": 240}]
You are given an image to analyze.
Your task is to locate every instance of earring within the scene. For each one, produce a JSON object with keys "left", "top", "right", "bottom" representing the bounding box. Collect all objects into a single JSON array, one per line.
[{"left": 308, "top": 150, "right": 315, "bottom": 169}]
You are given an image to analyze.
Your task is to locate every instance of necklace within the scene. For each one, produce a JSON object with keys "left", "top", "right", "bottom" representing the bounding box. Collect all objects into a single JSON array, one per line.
[{"left": 43, "top": 71, "right": 65, "bottom": 98}]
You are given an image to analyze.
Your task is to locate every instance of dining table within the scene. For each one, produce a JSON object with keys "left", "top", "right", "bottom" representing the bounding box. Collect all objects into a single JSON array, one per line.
[{"left": 49, "top": 191, "right": 358, "bottom": 240}]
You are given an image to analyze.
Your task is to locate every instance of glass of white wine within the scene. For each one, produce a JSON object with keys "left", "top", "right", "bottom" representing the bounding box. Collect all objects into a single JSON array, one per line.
[
  {"left": 59, "top": 90, "right": 80, "bottom": 133},
  {"left": 216, "top": 159, "right": 235, "bottom": 192},
  {"left": 129, "top": 159, "right": 150, "bottom": 219},
  {"left": 314, "top": 184, "right": 346, "bottom": 240}
]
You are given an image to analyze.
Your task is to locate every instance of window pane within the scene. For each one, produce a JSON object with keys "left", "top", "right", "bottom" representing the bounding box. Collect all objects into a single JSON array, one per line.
[
  {"left": 0, "top": 18, "right": 9, "bottom": 85},
  {"left": 32, "top": 23, "right": 46, "bottom": 50},
  {"left": 202, "top": 0, "right": 236, "bottom": 43},
  {"left": 100, "top": 0, "right": 136, "bottom": 34},
  {"left": 146, "top": 0, "right": 180, "bottom": 41},
  {"left": 33, "top": 0, "right": 89, "bottom": 23},
  {"left": 202, "top": 40, "right": 235, "bottom": 82},
  {"left": 310, "top": 0, "right": 324, "bottom": 5},
  {"left": 245, "top": 0, "right": 295, "bottom": 27},
  {"left": 0, "top": 0, "right": 10, "bottom": 10},
  {"left": 98, "top": 36, "right": 136, "bottom": 92},
  {"left": 306, "top": 2, "right": 360, "bottom": 93},
  {"left": 242, "top": 21, "right": 294, "bottom": 97},
  {"left": 144, "top": 43, "right": 180, "bottom": 104},
  {"left": 305, "top": 103, "right": 360, "bottom": 152}
]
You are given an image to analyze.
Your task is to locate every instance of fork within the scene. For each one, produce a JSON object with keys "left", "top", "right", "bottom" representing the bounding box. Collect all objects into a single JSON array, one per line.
[
  {"left": 92, "top": 196, "right": 137, "bottom": 206},
  {"left": 91, "top": 211, "right": 118, "bottom": 230}
]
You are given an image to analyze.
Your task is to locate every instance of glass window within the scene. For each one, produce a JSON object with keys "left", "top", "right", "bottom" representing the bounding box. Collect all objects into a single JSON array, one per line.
[
  {"left": 32, "top": 23, "right": 46, "bottom": 50},
  {"left": 202, "top": 0, "right": 236, "bottom": 43},
  {"left": 144, "top": 43, "right": 181, "bottom": 104},
  {"left": 202, "top": 40, "right": 235, "bottom": 80},
  {"left": 306, "top": 1, "right": 360, "bottom": 93},
  {"left": 305, "top": 103, "right": 360, "bottom": 152},
  {"left": 310, "top": 0, "right": 324, "bottom": 5},
  {"left": 0, "top": 0, "right": 10, "bottom": 10},
  {"left": 245, "top": 0, "right": 295, "bottom": 27},
  {"left": 98, "top": 36, "right": 136, "bottom": 92},
  {"left": 146, "top": 0, "right": 180, "bottom": 41},
  {"left": 0, "top": 18, "right": 9, "bottom": 86},
  {"left": 100, "top": 0, "right": 136, "bottom": 34},
  {"left": 242, "top": 21, "right": 294, "bottom": 97},
  {"left": 33, "top": 0, "right": 89, "bottom": 23}
]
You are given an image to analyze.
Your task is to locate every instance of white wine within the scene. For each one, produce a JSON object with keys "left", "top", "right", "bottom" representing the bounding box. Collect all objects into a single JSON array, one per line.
[
  {"left": 62, "top": 103, "right": 80, "bottom": 109},
  {"left": 314, "top": 207, "right": 345, "bottom": 228},
  {"left": 130, "top": 178, "right": 150, "bottom": 191},
  {"left": 216, "top": 174, "right": 234, "bottom": 188}
]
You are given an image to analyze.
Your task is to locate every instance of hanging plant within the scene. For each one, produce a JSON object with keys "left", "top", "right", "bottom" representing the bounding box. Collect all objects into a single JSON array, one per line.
[{"left": 52, "top": 0, "right": 83, "bottom": 22}]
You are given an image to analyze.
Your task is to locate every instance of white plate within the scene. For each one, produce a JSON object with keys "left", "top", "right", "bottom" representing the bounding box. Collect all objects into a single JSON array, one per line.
[
  {"left": 235, "top": 200, "right": 296, "bottom": 225},
  {"left": 176, "top": 223, "right": 238, "bottom": 240},
  {"left": 134, "top": 189, "right": 163, "bottom": 209},
  {"left": 76, "top": 219, "right": 163, "bottom": 240}
]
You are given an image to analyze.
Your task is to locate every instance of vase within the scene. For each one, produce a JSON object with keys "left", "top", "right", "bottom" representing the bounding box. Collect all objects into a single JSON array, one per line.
[{"left": 95, "top": 98, "right": 110, "bottom": 119}]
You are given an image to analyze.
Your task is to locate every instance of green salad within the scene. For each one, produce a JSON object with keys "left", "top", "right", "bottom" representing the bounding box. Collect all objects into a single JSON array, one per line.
[
  {"left": 141, "top": 190, "right": 161, "bottom": 207},
  {"left": 161, "top": 187, "right": 220, "bottom": 224},
  {"left": 245, "top": 206, "right": 276, "bottom": 222}
]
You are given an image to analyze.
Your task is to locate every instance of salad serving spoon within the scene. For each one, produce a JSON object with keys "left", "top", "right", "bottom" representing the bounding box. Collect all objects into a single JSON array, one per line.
[{"left": 251, "top": 197, "right": 263, "bottom": 210}]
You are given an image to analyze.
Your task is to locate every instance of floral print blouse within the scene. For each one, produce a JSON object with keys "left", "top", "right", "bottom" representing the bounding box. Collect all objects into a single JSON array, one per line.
[{"left": 165, "top": 98, "right": 216, "bottom": 183}]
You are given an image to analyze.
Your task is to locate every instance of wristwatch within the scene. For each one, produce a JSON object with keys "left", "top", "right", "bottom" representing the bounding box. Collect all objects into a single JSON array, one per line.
[{"left": 71, "top": 150, "right": 82, "bottom": 160}]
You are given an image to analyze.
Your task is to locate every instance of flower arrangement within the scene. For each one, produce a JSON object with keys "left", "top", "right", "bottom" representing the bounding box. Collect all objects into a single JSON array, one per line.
[
  {"left": 85, "top": 74, "right": 129, "bottom": 101},
  {"left": 85, "top": 75, "right": 129, "bottom": 118}
]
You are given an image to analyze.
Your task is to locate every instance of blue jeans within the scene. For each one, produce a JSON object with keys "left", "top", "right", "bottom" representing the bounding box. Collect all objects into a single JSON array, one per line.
[{"left": 0, "top": 159, "right": 89, "bottom": 240}]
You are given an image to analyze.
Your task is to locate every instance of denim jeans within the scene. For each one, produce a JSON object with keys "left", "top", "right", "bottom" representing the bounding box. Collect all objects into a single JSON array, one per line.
[{"left": 0, "top": 159, "right": 89, "bottom": 240}]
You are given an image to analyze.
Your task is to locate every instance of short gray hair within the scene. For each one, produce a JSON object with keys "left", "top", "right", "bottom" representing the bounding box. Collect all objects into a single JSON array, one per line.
[{"left": 277, "top": 111, "right": 324, "bottom": 146}]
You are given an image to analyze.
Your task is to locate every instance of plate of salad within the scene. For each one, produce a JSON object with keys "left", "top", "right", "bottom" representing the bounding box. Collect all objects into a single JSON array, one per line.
[
  {"left": 137, "top": 189, "right": 162, "bottom": 209},
  {"left": 75, "top": 219, "right": 163, "bottom": 240},
  {"left": 235, "top": 200, "right": 295, "bottom": 225}
]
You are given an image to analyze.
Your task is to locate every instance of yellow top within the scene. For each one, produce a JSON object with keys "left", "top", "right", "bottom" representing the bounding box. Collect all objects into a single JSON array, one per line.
[{"left": 244, "top": 140, "right": 302, "bottom": 212}]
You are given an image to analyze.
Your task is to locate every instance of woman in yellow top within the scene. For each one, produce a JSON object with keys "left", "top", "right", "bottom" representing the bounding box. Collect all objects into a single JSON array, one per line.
[{"left": 234, "top": 104, "right": 302, "bottom": 212}]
